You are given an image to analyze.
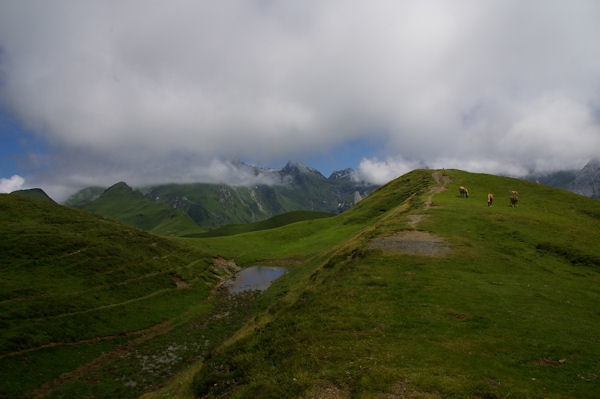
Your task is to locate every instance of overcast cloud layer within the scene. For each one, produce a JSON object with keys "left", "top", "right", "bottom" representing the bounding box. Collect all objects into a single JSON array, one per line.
[{"left": 1, "top": 1, "right": 599, "bottom": 199}]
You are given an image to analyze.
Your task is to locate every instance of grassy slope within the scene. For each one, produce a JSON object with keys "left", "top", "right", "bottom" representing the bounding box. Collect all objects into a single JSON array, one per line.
[
  {"left": 164, "top": 169, "right": 600, "bottom": 398},
  {"left": 0, "top": 194, "right": 215, "bottom": 398},
  {"left": 189, "top": 210, "right": 335, "bottom": 238},
  {"left": 81, "top": 182, "right": 205, "bottom": 236}
]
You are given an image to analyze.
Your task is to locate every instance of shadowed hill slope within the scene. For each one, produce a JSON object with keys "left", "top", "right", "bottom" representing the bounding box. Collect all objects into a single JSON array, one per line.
[{"left": 0, "top": 194, "right": 216, "bottom": 398}]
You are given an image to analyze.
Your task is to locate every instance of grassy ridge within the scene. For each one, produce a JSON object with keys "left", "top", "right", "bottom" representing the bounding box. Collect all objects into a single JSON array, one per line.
[
  {"left": 10, "top": 188, "right": 55, "bottom": 203},
  {"left": 0, "top": 194, "right": 215, "bottom": 398},
  {"left": 184, "top": 170, "right": 600, "bottom": 398},
  {"left": 189, "top": 210, "right": 334, "bottom": 238},
  {"left": 80, "top": 182, "right": 205, "bottom": 236}
]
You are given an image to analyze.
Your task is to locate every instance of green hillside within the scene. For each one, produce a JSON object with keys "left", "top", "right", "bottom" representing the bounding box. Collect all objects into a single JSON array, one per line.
[
  {"left": 0, "top": 194, "right": 228, "bottom": 398},
  {"left": 3, "top": 170, "right": 600, "bottom": 398},
  {"left": 10, "top": 188, "right": 55, "bottom": 203},
  {"left": 158, "top": 170, "right": 599, "bottom": 398},
  {"left": 189, "top": 210, "right": 335, "bottom": 238},
  {"left": 80, "top": 182, "right": 205, "bottom": 236}
]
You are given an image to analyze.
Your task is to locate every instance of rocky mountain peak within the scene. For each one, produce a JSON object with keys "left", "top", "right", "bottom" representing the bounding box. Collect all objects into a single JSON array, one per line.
[
  {"left": 328, "top": 168, "right": 356, "bottom": 181},
  {"left": 280, "top": 161, "right": 325, "bottom": 179},
  {"left": 571, "top": 159, "right": 600, "bottom": 198}
]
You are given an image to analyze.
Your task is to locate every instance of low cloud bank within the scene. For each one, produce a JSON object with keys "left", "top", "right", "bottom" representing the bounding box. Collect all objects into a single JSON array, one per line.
[
  {"left": 1, "top": 2, "right": 599, "bottom": 197},
  {"left": 356, "top": 158, "right": 424, "bottom": 185},
  {"left": 0, "top": 175, "right": 25, "bottom": 193}
]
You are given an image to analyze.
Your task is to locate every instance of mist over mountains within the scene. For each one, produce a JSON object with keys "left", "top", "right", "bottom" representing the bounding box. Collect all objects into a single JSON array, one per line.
[{"left": 66, "top": 161, "right": 378, "bottom": 231}]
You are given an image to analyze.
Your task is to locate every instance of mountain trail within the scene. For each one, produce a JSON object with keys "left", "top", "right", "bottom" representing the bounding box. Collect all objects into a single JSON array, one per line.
[
  {"left": 424, "top": 171, "right": 451, "bottom": 210},
  {"left": 368, "top": 171, "right": 451, "bottom": 256}
]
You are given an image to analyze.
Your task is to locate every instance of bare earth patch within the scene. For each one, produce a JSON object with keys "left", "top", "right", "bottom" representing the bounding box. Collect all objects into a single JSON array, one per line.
[
  {"left": 368, "top": 231, "right": 450, "bottom": 256},
  {"left": 303, "top": 383, "right": 349, "bottom": 399},
  {"left": 406, "top": 214, "right": 428, "bottom": 227},
  {"left": 529, "top": 357, "right": 566, "bottom": 367},
  {"left": 377, "top": 380, "right": 442, "bottom": 398}
]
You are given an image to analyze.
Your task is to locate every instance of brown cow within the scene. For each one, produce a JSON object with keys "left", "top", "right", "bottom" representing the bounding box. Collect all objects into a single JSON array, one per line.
[
  {"left": 487, "top": 193, "right": 494, "bottom": 207},
  {"left": 459, "top": 186, "right": 469, "bottom": 198},
  {"left": 509, "top": 190, "right": 518, "bottom": 207}
]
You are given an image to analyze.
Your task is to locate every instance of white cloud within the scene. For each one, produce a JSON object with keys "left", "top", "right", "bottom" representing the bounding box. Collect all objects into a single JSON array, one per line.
[
  {"left": 357, "top": 157, "right": 423, "bottom": 185},
  {"left": 0, "top": 175, "right": 25, "bottom": 193},
  {"left": 0, "top": 1, "right": 599, "bottom": 192}
]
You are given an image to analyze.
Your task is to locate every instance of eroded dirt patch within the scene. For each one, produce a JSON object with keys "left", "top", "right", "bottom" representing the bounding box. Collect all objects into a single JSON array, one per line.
[
  {"left": 406, "top": 214, "right": 428, "bottom": 227},
  {"left": 368, "top": 231, "right": 450, "bottom": 256},
  {"left": 303, "top": 383, "right": 349, "bottom": 399}
]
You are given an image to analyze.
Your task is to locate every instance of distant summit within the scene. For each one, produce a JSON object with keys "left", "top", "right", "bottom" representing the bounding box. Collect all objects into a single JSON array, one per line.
[
  {"left": 10, "top": 188, "right": 55, "bottom": 203},
  {"left": 328, "top": 168, "right": 356, "bottom": 181},
  {"left": 102, "top": 181, "right": 135, "bottom": 196}
]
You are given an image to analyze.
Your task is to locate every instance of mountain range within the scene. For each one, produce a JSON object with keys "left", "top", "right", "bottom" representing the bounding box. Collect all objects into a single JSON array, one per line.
[
  {"left": 65, "top": 161, "right": 378, "bottom": 232},
  {"left": 19, "top": 159, "right": 600, "bottom": 236}
]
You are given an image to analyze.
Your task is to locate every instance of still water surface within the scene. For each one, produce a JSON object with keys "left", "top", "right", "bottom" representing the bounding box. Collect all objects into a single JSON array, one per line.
[{"left": 226, "top": 266, "right": 289, "bottom": 293}]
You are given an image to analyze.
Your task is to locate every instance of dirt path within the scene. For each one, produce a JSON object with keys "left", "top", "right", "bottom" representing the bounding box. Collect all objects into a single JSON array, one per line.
[
  {"left": 24, "top": 320, "right": 173, "bottom": 399},
  {"left": 424, "top": 171, "right": 451, "bottom": 210},
  {"left": 368, "top": 171, "right": 452, "bottom": 256},
  {"left": 1, "top": 321, "right": 172, "bottom": 361}
]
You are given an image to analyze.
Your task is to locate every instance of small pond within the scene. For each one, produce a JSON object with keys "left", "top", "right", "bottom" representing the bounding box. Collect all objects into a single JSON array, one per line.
[{"left": 225, "top": 266, "right": 289, "bottom": 294}]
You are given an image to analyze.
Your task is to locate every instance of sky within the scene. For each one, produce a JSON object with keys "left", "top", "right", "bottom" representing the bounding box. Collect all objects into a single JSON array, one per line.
[{"left": 1, "top": 1, "right": 599, "bottom": 200}]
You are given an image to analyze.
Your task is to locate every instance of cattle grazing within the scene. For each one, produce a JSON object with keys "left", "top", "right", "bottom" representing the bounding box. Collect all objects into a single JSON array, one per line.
[
  {"left": 459, "top": 186, "right": 469, "bottom": 198},
  {"left": 487, "top": 193, "right": 494, "bottom": 207},
  {"left": 509, "top": 190, "right": 518, "bottom": 208}
]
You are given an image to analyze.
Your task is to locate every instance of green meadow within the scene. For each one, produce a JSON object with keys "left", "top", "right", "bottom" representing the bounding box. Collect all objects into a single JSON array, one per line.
[{"left": 2, "top": 169, "right": 599, "bottom": 398}]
